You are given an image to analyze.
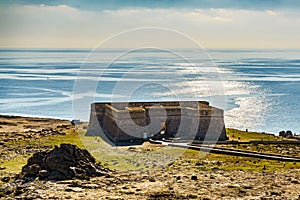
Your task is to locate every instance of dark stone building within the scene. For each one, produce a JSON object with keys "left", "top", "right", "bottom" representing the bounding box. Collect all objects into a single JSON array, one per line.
[{"left": 86, "top": 101, "right": 228, "bottom": 144}]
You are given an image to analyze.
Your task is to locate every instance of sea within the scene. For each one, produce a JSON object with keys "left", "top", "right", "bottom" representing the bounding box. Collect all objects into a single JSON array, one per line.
[{"left": 0, "top": 48, "right": 299, "bottom": 135}]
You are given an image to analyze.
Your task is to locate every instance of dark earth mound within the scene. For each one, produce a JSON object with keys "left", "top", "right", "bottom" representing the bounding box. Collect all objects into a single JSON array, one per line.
[{"left": 21, "top": 144, "right": 109, "bottom": 181}]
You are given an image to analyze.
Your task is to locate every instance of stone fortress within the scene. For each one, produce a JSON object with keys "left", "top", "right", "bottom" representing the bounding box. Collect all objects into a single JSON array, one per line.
[
  {"left": 86, "top": 101, "right": 228, "bottom": 143},
  {"left": 87, "top": 101, "right": 228, "bottom": 144}
]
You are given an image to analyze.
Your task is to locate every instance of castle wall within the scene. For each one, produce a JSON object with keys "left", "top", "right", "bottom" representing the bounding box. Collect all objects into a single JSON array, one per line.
[
  {"left": 87, "top": 101, "right": 228, "bottom": 143},
  {"left": 86, "top": 103, "right": 105, "bottom": 136}
]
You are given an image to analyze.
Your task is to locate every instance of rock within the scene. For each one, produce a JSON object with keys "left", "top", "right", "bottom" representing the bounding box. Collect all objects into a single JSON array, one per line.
[
  {"left": 14, "top": 185, "right": 27, "bottom": 196},
  {"left": 1, "top": 177, "right": 10, "bottom": 183},
  {"left": 195, "top": 161, "right": 203, "bottom": 166},
  {"left": 2, "top": 183, "right": 16, "bottom": 195},
  {"left": 82, "top": 184, "right": 101, "bottom": 189},
  {"left": 38, "top": 170, "right": 49, "bottom": 180},
  {"left": 148, "top": 176, "right": 156, "bottom": 182},
  {"left": 243, "top": 185, "right": 253, "bottom": 189},
  {"left": 228, "top": 184, "right": 240, "bottom": 188},
  {"left": 187, "top": 194, "right": 198, "bottom": 198},
  {"left": 291, "top": 179, "right": 299, "bottom": 184},
  {"left": 270, "top": 191, "right": 281, "bottom": 196},
  {"left": 123, "top": 190, "right": 135, "bottom": 195},
  {"left": 238, "top": 188, "right": 247, "bottom": 194},
  {"left": 65, "top": 187, "right": 84, "bottom": 192},
  {"left": 20, "top": 143, "right": 110, "bottom": 181},
  {"left": 191, "top": 175, "right": 197, "bottom": 180},
  {"left": 22, "top": 164, "right": 40, "bottom": 177}
]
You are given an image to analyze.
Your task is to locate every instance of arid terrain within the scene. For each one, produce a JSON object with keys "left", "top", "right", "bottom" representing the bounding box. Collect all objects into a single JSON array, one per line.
[{"left": 0, "top": 115, "right": 299, "bottom": 199}]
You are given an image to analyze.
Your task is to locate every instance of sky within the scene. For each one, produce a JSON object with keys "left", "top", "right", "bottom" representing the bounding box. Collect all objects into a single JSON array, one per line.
[{"left": 0, "top": 0, "right": 300, "bottom": 48}]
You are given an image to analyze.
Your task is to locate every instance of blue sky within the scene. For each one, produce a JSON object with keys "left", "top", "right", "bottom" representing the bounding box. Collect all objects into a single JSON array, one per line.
[
  {"left": 0, "top": 0, "right": 299, "bottom": 48},
  {"left": 3, "top": 0, "right": 300, "bottom": 10}
]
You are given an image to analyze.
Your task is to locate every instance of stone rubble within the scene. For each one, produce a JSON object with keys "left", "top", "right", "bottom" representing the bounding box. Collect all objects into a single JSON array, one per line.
[{"left": 20, "top": 144, "right": 110, "bottom": 181}]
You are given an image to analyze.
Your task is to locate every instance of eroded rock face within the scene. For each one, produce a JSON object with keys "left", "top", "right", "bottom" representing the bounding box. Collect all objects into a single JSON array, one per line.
[{"left": 21, "top": 144, "right": 109, "bottom": 181}]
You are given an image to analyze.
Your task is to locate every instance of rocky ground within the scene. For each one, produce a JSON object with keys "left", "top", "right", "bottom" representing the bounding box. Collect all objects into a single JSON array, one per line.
[
  {"left": 1, "top": 164, "right": 300, "bottom": 199},
  {"left": 0, "top": 115, "right": 299, "bottom": 199}
]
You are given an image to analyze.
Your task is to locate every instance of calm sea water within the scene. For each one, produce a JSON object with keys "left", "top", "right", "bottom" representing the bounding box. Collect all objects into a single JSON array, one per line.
[{"left": 0, "top": 48, "right": 299, "bottom": 135}]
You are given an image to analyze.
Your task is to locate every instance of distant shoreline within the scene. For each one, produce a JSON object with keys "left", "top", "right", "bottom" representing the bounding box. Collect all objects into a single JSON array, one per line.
[
  {"left": 0, "top": 113, "right": 74, "bottom": 122},
  {"left": 0, "top": 113, "right": 279, "bottom": 135}
]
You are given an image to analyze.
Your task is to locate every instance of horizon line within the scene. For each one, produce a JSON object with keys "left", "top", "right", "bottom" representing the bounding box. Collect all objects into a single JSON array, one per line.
[{"left": 1, "top": 47, "right": 300, "bottom": 50}]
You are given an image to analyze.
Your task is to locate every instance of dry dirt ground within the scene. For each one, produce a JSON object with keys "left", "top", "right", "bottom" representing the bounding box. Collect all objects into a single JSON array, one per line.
[{"left": 0, "top": 115, "right": 299, "bottom": 200}]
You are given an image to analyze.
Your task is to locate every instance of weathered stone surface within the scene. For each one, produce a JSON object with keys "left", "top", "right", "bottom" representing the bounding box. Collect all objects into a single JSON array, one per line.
[{"left": 21, "top": 144, "right": 109, "bottom": 181}]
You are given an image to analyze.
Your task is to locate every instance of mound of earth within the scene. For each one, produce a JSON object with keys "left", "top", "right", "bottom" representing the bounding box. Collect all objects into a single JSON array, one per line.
[{"left": 21, "top": 144, "right": 109, "bottom": 181}]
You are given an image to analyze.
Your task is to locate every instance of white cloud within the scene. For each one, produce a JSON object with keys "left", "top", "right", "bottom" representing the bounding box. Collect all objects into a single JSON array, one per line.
[
  {"left": 265, "top": 9, "right": 278, "bottom": 16},
  {"left": 1, "top": 6, "right": 300, "bottom": 48},
  {"left": 24, "top": 4, "right": 78, "bottom": 12},
  {"left": 183, "top": 9, "right": 233, "bottom": 22}
]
